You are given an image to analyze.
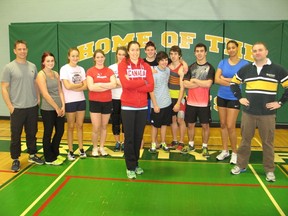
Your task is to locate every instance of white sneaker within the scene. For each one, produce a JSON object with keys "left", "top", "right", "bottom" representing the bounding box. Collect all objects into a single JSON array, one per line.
[
  {"left": 92, "top": 147, "right": 99, "bottom": 157},
  {"left": 216, "top": 150, "right": 230, "bottom": 161},
  {"left": 230, "top": 152, "right": 237, "bottom": 164},
  {"left": 99, "top": 147, "right": 108, "bottom": 156},
  {"left": 67, "top": 152, "right": 76, "bottom": 161},
  {"left": 79, "top": 149, "right": 87, "bottom": 158},
  {"left": 266, "top": 172, "right": 276, "bottom": 182},
  {"left": 231, "top": 165, "right": 246, "bottom": 175}
]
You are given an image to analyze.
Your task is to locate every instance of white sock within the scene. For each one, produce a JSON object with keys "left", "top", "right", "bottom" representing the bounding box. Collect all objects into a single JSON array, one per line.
[{"left": 202, "top": 143, "right": 207, "bottom": 148}]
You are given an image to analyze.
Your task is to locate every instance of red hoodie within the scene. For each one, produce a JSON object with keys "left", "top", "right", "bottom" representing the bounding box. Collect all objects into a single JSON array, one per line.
[{"left": 118, "top": 57, "right": 154, "bottom": 108}]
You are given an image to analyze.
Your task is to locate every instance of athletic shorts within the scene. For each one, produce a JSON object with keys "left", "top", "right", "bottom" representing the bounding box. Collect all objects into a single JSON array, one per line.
[
  {"left": 89, "top": 101, "right": 113, "bottom": 114},
  {"left": 185, "top": 105, "right": 211, "bottom": 124},
  {"left": 65, "top": 100, "right": 86, "bottom": 112},
  {"left": 217, "top": 96, "right": 240, "bottom": 110},
  {"left": 150, "top": 105, "right": 172, "bottom": 128}
]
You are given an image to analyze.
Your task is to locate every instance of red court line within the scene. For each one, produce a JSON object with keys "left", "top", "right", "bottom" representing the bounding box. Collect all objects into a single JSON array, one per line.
[
  {"left": 33, "top": 176, "right": 71, "bottom": 216},
  {"left": 24, "top": 171, "right": 288, "bottom": 189},
  {"left": 67, "top": 175, "right": 261, "bottom": 188},
  {"left": 0, "top": 170, "right": 15, "bottom": 173},
  {"left": 68, "top": 175, "right": 288, "bottom": 188},
  {"left": 25, "top": 172, "right": 59, "bottom": 177},
  {"left": 32, "top": 173, "right": 288, "bottom": 214}
]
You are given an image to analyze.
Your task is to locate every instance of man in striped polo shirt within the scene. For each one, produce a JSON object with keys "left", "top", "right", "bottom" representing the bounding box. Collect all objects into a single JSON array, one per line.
[{"left": 230, "top": 42, "right": 288, "bottom": 182}]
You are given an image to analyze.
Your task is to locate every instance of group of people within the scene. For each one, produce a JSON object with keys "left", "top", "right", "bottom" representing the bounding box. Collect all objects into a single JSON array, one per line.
[{"left": 1, "top": 39, "right": 288, "bottom": 182}]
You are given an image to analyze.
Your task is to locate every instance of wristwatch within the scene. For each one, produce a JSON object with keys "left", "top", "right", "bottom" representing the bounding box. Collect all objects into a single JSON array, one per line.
[{"left": 278, "top": 101, "right": 283, "bottom": 106}]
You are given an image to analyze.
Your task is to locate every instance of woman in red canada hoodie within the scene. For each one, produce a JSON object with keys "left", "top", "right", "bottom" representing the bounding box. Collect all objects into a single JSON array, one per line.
[{"left": 118, "top": 41, "right": 154, "bottom": 179}]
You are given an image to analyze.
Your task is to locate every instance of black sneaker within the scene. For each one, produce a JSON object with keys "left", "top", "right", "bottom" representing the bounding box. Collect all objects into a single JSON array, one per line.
[
  {"left": 11, "top": 159, "right": 20, "bottom": 172},
  {"left": 114, "top": 142, "right": 121, "bottom": 152},
  {"left": 121, "top": 143, "right": 124, "bottom": 151},
  {"left": 28, "top": 155, "right": 44, "bottom": 165},
  {"left": 168, "top": 141, "right": 178, "bottom": 150}
]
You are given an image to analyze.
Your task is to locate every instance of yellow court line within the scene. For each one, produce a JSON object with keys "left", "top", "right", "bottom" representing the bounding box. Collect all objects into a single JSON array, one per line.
[
  {"left": 248, "top": 164, "right": 286, "bottom": 216},
  {"left": 253, "top": 137, "right": 263, "bottom": 147},
  {"left": 20, "top": 158, "right": 80, "bottom": 216}
]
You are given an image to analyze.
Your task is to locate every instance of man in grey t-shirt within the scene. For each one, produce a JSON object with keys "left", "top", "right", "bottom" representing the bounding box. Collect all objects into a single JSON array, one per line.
[{"left": 1, "top": 40, "right": 44, "bottom": 172}]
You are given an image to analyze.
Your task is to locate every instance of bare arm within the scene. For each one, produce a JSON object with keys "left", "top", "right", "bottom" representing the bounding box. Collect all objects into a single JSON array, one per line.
[
  {"left": 62, "top": 79, "right": 84, "bottom": 91},
  {"left": 180, "top": 59, "right": 188, "bottom": 73},
  {"left": 1, "top": 82, "right": 14, "bottom": 113},
  {"left": 36, "top": 72, "right": 63, "bottom": 116},
  {"left": 149, "top": 91, "right": 160, "bottom": 113},
  {"left": 87, "top": 75, "right": 117, "bottom": 92},
  {"left": 183, "top": 79, "right": 199, "bottom": 89},
  {"left": 56, "top": 74, "right": 65, "bottom": 117},
  {"left": 98, "top": 75, "right": 117, "bottom": 90},
  {"left": 214, "top": 68, "right": 230, "bottom": 86},
  {"left": 173, "top": 67, "right": 185, "bottom": 112},
  {"left": 193, "top": 79, "right": 213, "bottom": 88}
]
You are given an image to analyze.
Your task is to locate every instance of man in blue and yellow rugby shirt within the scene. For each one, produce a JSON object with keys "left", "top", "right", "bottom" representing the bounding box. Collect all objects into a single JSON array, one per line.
[{"left": 230, "top": 42, "right": 288, "bottom": 182}]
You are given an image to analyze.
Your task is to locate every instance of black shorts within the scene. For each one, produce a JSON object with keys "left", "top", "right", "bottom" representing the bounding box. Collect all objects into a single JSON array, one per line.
[
  {"left": 217, "top": 96, "right": 240, "bottom": 110},
  {"left": 150, "top": 105, "right": 172, "bottom": 128},
  {"left": 185, "top": 105, "right": 211, "bottom": 124},
  {"left": 89, "top": 101, "right": 113, "bottom": 114},
  {"left": 65, "top": 100, "right": 86, "bottom": 112}
]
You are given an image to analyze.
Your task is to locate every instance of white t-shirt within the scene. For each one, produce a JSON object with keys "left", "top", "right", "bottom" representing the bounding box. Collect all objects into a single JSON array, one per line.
[
  {"left": 60, "top": 64, "right": 86, "bottom": 103},
  {"left": 108, "top": 63, "right": 122, "bottom": 100}
]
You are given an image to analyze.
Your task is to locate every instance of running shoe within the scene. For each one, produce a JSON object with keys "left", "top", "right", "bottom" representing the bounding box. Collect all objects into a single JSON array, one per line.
[
  {"left": 266, "top": 172, "right": 276, "bottom": 182},
  {"left": 99, "top": 147, "right": 108, "bottom": 156},
  {"left": 11, "top": 159, "right": 20, "bottom": 172},
  {"left": 176, "top": 142, "right": 184, "bottom": 151},
  {"left": 126, "top": 170, "right": 136, "bottom": 179},
  {"left": 231, "top": 165, "right": 246, "bottom": 175},
  {"left": 135, "top": 167, "right": 144, "bottom": 175},
  {"left": 149, "top": 142, "right": 157, "bottom": 153},
  {"left": 161, "top": 142, "right": 169, "bottom": 152},
  {"left": 168, "top": 141, "right": 178, "bottom": 150},
  {"left": 202, "top": 147, "right": 210, "bottom": 158},
  {"left": 114, "top": 142, "right": 121, "bottom": 152},
  {"left": 57, "top": 155, "right": 66, "bottom": 162},
  {"left": 67, "top": 152, "right": 76, "bottom": 161},
  {"left": 28, "top": 155, "right": 44, "bottom": 165},
  {"left": 216, "top": 150, "right": 230, "bottom": 161},
  {"left": 45, "top": 158, "right": 63, "bottom": 165},
  {"left": 92, "top": 147, "right": 99, "bottom": 157},
  {"left": 79, "top": 149, "right": 87, "bottom": 158},
  {"left": 230, "top": 152, "right": 237, "bottom": 165}
]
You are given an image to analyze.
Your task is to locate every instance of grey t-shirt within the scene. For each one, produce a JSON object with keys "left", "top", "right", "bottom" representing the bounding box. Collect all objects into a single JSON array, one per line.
[
  {"left": 1, "top": 60, "right": 38, "bottom": 108},
  {"left": 151, "top": 66, "right": 172, "bottom": 109}
]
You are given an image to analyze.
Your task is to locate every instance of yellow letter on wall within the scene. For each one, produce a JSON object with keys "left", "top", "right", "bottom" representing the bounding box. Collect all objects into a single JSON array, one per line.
[
  {"left": 136, "top": 32, "right": 152, "bottom": 49},
  {"left": 95, "top": 38, "right": 111, "bottom": 54},
  {"left": 161, "top": 31, "right": 178, "bottom": 48},
  {"left": 111, "top": 33, "right": 135, "bottom": 52},
  {"left": 205, "top": 34, "right": 223, "bottom": 53},
  {"left": 77, "top": 41, "right": 94, "bottom": 62},
  {"left": 179, "top": 32, "right": 196, "bottom": 49}
]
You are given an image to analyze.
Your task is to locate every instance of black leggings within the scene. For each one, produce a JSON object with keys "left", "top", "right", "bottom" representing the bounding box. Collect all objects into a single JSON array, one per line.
[{"left": 121, "top": 109, "right": 147, "bottom": 170}]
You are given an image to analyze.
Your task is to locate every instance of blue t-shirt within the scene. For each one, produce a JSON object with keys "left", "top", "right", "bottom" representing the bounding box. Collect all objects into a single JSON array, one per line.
[{"left": 217, "top": 59, "right": 249, "bottom": 100}]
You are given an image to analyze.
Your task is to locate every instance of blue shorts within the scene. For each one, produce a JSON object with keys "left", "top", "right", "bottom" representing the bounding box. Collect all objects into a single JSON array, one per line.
[{"left": 65, "top": 100, "right": 86, "bottom": 112}]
